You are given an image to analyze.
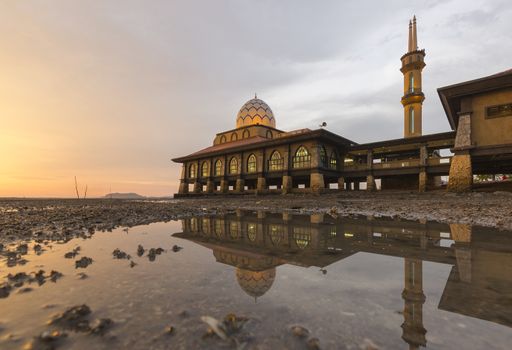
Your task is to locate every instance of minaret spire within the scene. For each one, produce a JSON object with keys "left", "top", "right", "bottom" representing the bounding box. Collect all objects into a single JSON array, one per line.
[
  {"left": 408, "top": 19, "right": 413, "bottom": 52},
  {"left": 412, "top": 16, "right": 418, "bottom": 51}
]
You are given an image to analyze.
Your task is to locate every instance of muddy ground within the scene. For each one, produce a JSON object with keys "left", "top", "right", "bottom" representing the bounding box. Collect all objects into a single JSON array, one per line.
[{"left": 1, "top": 190, "right": 512, "bottom": 244}]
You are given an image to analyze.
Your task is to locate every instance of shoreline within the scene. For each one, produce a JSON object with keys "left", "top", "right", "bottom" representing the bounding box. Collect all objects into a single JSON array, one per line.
[{"left": 1, "top": 190, "right": 512, "bottom": 244}]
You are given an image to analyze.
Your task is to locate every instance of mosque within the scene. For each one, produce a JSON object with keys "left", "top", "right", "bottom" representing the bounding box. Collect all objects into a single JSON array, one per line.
[{"left": 172, "top": 17, "right": 512, "bottom": 196}]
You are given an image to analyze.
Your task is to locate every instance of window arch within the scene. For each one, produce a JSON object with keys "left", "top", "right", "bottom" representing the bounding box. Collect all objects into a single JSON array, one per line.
[
  {"left": 219, "top": 135, "right": 226, "bottom": 144},
  {"left": 292, "top": 146, "right": 311, "bottom": 168},
  {"left": 409, "top": 107, "right": 415, "bottom": 134},
  {"left": 320, "top": 145, "right": 328, "bottom": 167},
  {"left": 230, "top": 133, "right": 238, "bottom": 142},
  {"left": 329, "top": 151, "right": 338, "bottom": 169},
  {"left": 214, "top": 160, "right": 222, "bottom": 176},
  {"left": 189, "top": 163, "right": 197, "bottom": 178},
  {"left": 242, "top": 129, "right": 250, "bottom": 139},
  {"left": 266, "top": 130, "right": 273, "bottom": 139},
  {"left": 247, "top": 154, "right": 257, "bottom": 173},
  {"left": 268, "top": 150, "right": 283, "bottom": 171},
  {"left": 229, "top": 157, "right": 238, "bottom": 174},
  {"left": 201, "top": 162, "right": 209, "bottom": 177}
]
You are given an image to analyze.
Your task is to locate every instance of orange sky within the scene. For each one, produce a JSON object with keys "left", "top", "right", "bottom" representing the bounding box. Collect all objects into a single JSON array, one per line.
[{"left": 1, "top": 1, "right": 510, "bottom": 198}]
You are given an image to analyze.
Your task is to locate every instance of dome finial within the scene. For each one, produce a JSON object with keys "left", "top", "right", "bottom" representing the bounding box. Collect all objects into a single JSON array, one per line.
[{"left": 254, "top": 92, "right": 257, "bottom": 99}]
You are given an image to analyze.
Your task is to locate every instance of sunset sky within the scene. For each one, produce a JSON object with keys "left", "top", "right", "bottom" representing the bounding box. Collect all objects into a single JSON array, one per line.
[{"left": 1, "top": 0, "right": 511, "bottom": 197}]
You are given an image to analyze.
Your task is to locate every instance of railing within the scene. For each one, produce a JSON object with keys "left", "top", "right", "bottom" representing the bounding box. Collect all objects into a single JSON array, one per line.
[{"left": 427, "top": 157, "right": 451, "bottom": 166}]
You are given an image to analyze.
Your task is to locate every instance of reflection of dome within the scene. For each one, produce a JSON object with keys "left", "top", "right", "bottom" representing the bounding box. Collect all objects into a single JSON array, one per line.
[
  {"left": 236, "top": 97, "right": 276, "bottom": 128},
  {"left": 236, "top": 268, "right": 276, "bottom": 298}
]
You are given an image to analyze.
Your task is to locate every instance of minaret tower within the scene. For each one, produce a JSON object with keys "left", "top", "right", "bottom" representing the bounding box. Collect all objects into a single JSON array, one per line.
[
  {"left": 401, "top": 258, "right": 427, "bottom": 349},
  {"left": 401, "top": 16, "right": 426, "bottom": 138}
]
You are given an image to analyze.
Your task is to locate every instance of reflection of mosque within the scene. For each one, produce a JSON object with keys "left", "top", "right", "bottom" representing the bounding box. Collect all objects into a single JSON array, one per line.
[{"left": 174, "top": 212, "right": 512, "bottom": 349}]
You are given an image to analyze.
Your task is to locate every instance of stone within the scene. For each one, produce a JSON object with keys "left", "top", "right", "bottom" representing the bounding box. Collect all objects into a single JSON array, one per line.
[{"left": 448, "top": 154, "right": 472, "bottom": 192}]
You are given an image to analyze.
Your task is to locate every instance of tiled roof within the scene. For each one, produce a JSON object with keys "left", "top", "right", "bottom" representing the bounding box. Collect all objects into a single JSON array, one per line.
[{"left": 184, "top": 136, "right": 269, "bottom": 158}]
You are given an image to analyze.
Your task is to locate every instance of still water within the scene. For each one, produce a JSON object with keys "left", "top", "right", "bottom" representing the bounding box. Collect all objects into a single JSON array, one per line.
[{"left": 1, "top": 212, "right": 511, "bottom": 349}]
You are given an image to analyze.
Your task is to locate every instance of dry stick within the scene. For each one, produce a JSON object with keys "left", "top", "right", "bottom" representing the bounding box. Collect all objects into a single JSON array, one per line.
[
  {"left": 84, "top": 185, "right": 88, "bottom": 199},
  {"left": 74, "top": 176, "right": 80, "bottom": 199}
]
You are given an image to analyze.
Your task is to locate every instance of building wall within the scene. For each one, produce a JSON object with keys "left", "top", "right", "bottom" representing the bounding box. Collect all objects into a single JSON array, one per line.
[
  {"left": 470, "top": 87, "right": 512, "bottom": 147},
  {"left": 213, "top": 125, "right": 281, "bottom": 145}
]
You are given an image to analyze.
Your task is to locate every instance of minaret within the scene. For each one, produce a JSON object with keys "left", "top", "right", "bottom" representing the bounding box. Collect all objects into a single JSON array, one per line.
[
  {"left": 401, "top": 16, "right": 426, "bottom": 138},
  {"left": 401, "top": 258, "right": 427, "bottom": 350}
]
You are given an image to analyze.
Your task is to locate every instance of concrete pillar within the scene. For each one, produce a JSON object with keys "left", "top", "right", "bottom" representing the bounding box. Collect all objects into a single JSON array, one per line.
[
  {"left": 235, "top": 178, "right": 245, "bottom": 193},
  {"left": 338, "top": 177, "right": 345, "bottom": 191},
  {"left": 257, "top": 210, "right": 266, "bottom": 219},
  {"left": 206, "top": 179, "right": 214, "bottom": 193},
  {"left": 418, "top": 171, "right": 427, "bottom": 192},
  {"left": 178, "top": 181, "right": 188, "bottom": 194},
  {"left": 257, "top": 177, "right": 266, "bottom": 192},
  {"left": 220, "top": 179, "right": 228, "bottom": 193},
  {"left": 282, "top": 175, "right": 292, "bottom": 194},
  {"left": 366, "top": 175, "right": 376, "bottom": 191},
  {"left": 354, "top": 182, "right": 360, "bottom": 191},
  {"left": 193, "top": 181, "right": 201, "bottom": 194},
  {"left": 310, "top": 213, "right": 324, "bottom": 224},
  {"left": 310, "top": 172, "right": 325, "bottom": 193},
  {"left": 448, "top": 153, "right": 473, "bottom": 192},
  {"left": 448, "top": 113, "right": 473, "bottom": 192},
  {"left": 282, "top": 212, "right": 291, "bottom": 221}
]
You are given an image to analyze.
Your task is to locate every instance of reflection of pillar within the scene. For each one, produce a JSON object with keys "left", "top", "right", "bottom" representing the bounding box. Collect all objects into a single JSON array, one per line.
[
  {"left": 310, "top": 213, "right": 324, "bottom": 224},
  {"left": 401, "top": 258, "right": 427, "bottom": 350},
  {"left": 450, "top": 224, "right": 472, "bottom": 283}
]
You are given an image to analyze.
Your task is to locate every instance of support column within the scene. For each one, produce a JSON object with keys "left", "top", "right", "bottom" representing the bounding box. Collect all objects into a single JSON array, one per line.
[
  {"left": 282, "top": 175, "right": 292, "bottom": 194},
  {"left": 178, "top": 181, "right": 188, "bottom": 194},
  {"left": 220, "top": 179, "right": 228, "bottom": 193},
  {"left": 354, "top": 182, "right": 360, "bottom": 191},
  {"left": 257, "top": 177, "right": 266, "bottom": 192},
  {"left": 193, "top": 181, "right": 201, "bottom": 194},
  {"left": 366, "top": 175, "right": 376, "bottom": 191},
  {"left": 338, "top": 177, "right": 345, "bottom": 191},
  {"left": 310, "top": 172, "right": 325, "bottom": 193},
  {"left": 418, "top": 171, "right": 427, "bottom": 192},
  {"left": 448, "top": 113, "right": 473, "bottom": 192},
  {"left": 206, "top": 179, "right": 214, "bottom": 194},
  {"left": 235, "top": 178, "right": 245, "bottom": 193}
]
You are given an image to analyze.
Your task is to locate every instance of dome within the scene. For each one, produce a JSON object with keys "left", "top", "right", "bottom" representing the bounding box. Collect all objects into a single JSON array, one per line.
[
  {"left": 236, "top": 97, "right": 276, "bottom": 128},
  {"left": 236, "top": 268, "right": 276, "bottom": 299}
]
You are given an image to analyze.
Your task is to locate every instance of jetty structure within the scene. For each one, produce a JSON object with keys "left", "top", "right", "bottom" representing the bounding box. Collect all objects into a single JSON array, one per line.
[{"left": 172, "top": 17, "right": 512, "bottom": 196}]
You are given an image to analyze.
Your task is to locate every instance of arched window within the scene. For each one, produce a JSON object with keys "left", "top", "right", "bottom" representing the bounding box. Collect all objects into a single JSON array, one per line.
[
  {"left": 201, "top": 162, "right": 209, "bottom": 177},
  {"left": 292, "top": 146, "right": 311, "bottom": 168},
  {"left": 269, "top": 225, "right": 284, "bottom": 246},
  {"left": 214, "top": 219, "right": 223, "bottom": 238},
  {"left": 230, "top": 133, "right": 238, "bottom": 142},
  {"left": 409, "top": 73, "right": 414, "bottom": 93},
  {"left": 268, "top": 150, "right": 283, "bottom": 171},
  {"left": 214, "top": 160, "right": 222, "bottom": 176},
  {"left": 229, "top": 222, "right": 239, "bottom": 240},
  {"left": 409, "top": 107, "right": 415, "bottom": 134},
  {"left": 189, "top": 163, "right": 197, "bottom": 178},
  {"left": 247, "top": 154, "right": 257, "bottom": 173},
  {"left": 320, "top": 145, "right": 327, "bottom": 167},
  {"left": 266, "top": 130, "right": 273, "bottom": 139},
  {"left": 247, "top": 223, "right": 257, "bottom": 242},
  {"left": 242, "top": 129, "right": 250, "bottom": 139},
  {"left": 329, "top": 151, "right": 338, "bottom": 169},
  {"left": 219, "top": 135, "right": 226, "bottom": 144},
  {"left": 293, "top": 227, "right": 311, "bottom": 250},
  {"left": 229, "top": 157, "right": 238, "bottom": 174}
]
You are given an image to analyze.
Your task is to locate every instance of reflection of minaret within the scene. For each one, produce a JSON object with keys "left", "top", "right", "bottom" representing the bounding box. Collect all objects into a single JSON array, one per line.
[{"left": 401, "top": 258, "right": 427, "bottom": 350}]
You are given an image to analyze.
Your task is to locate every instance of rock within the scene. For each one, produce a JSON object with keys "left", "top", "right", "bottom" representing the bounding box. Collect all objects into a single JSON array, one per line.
[
  {"left": 164, "top": 325, "right": 175, "bottom": 335},
  {"left": 49, "top": 305, "right": 91, "bottom": 332},
  {"left": 90, "top": 318, "right": 113, "bottom": 335},
  {"left": 75, "top": 257, "right": 93, "bottom": 269},
  {"left": 0, "top": 284, "right": 11, "bottom": 298},
  {"left": 76, "top": 273, "right": 88, "bottom": 280},
  {"left": 49, "top": 271, "right": 63, "bottom": 283},
  {"left": 64, "top": 247, "right": 80, "bottom": 259},
  {"left": 291, "top": 325, "right": 309, "bottom": 338},
  {"left": 171, "top": 245, "right": 183, "bottom": 252},
  {"left": 112, "top": 249, "right": 131, "bottom": 260},
  {"left": 307, "top": 337, "right": 321, "bottom": 350},
  {"left": 24, "top": 330, "right": 68, "bottom": 350},
  {"left": 129, "top": 261, "right": 136, "bottom": 268},
  {"left": 137, "top": 245, "right": 145, "bottom": 257}
]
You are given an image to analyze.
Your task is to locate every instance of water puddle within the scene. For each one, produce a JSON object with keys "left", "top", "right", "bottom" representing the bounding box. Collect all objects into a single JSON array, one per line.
[{"left": 1, "top": 212, "right": 511, "bottom": 349}]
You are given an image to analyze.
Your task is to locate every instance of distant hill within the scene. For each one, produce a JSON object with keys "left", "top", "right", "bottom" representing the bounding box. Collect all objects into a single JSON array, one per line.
[{"left": 103, "top": 193, "right": 146, "bottom": 199}]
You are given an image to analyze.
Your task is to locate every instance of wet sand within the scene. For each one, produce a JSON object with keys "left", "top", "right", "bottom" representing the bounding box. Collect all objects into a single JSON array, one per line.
[{"left": 2, "top": 190, "right": 512, "bottom": 244}]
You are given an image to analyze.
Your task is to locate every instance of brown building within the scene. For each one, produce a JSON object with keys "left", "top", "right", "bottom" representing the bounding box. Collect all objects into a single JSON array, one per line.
[{"left": 172, "top": 18, "right": 512, "bottom": 195}]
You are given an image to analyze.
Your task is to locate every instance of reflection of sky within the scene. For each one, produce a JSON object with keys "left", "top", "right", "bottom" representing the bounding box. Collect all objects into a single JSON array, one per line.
[
  {"left": 0, "top": 220, "right": 511, "bottom": 349},
  {"left": 1, "top": 1, "right": 511, "bottom": 196}
]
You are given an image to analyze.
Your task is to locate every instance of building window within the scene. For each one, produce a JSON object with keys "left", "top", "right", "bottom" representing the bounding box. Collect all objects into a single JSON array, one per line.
[
  {"left": 269, "top": 225, "right": 283, "bottom": 246},
  {"left": 229, "top": 222, "right": 239, "bottom": 240},
  {"left": 486, "top": 103, "right": 512, "bottom": 119},
  {"left": 229, "top": 157, "right": 238, "bottom": 174},
  {"left": 214, "top": 160, "right": 222, "bottom": 176},
  {"left": 330, "top": 151, "right": 338, "bottom": 169},
  {"left": 214, "top": 219, "right": 223, "bottom": 238},
  {"left": 268, "top": 151, "right": 283, "bottom": 171},
  {"left": 242, "top": 129, "right": 250, "bottom": 139},
  {"left": 320, "top": 145, "right": 327, "bottom": 167},
  {"left": 292, "top": 146, "right": 311, "bottom": 168},
  {"left": 409, "top": 107, "right": 415, "bottom": 134},
  {"left": 293, "top": 227, "right": 311, "bottom": 249},
  {"left": 219, "top": 135, "right": 226, "bottom": 144},
  {"left": 247, "top": 223, "right": 257, "bottom": 242},
  {"left": 247, "top": 154, "right": 257, "bottom": 173},
  {"left": 189, "top": 163, "right": 197, "bottom": 178},
  {"left": 409, "top": 73, "right": 414, "bottom": 93},
  {"left": 231, "top": 133, "right": 238, "bottom": 142},
  {"left": 201, "top": 162, "right": 209, "bottom": 177},
  {"left": 266, "top": 130, "right": 273, "bottom": 139}
]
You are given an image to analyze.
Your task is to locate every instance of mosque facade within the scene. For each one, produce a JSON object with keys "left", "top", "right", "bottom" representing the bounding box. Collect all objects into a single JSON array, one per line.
[{"left": 172, "top": 18, "right": 512, "bottom": 195}]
